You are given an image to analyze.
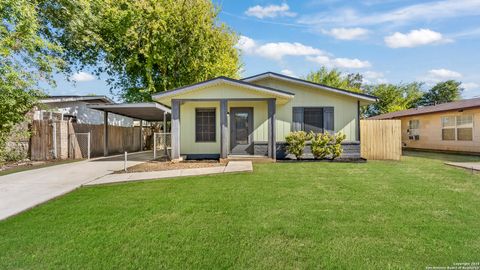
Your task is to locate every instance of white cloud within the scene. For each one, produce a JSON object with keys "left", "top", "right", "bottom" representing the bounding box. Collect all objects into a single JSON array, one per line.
[
  {"left": 298, "top": 0, "right": 480, "bottom": 26},
  {"left": 70, "top": 72, "right": 95, "bottom": 82},
  {"left": 236, "top": 36, "right": 371, "bottom": 69},
  {"left": 245, "top": 3, "right": 296, "bottom": 19},
  {"left": 384, "top": 29, "right": 451, "bottom": 48},
  {"left": 237, "top": 36, "right": 322, "bottom": 60},
  {"left": 461, "top": 82, "right": 479, "bottom": 91},
  {"left": 323, "top": 27, "right": 369, "bottom": 40},
  {"left": 307, "top": 56, "right": 371, "bottom": 69},
  {"left": 236, "top": 36, "right": 257, "bottom": 54},
  {"left": 281, "top": 69, "right": 297, "bottom": 77},
  {"left": 428, "top": 68, "right": 462, "bottom": 80},
  {"left": 362, "top": 71, "right": 388, "bottom": 84},
  {"left": 255, "top": 42, "right": 322, "bottom": 60}
]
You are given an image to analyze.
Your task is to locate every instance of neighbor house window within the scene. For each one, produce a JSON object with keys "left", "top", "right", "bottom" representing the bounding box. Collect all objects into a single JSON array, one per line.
[
  {"left": 408, "top": 120, "right": 420, "bottom": 140},
  {"left": 195, "top": 108, "right": 216, "bottom": 142},
  {"left": 441, "top": 115, "right": 473, "bottom": 141}
]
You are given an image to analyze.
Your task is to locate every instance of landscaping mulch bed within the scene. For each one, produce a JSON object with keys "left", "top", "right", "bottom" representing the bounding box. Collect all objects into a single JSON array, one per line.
[{"left": 118, "top": 159, "right": 224, "bottom": 173}]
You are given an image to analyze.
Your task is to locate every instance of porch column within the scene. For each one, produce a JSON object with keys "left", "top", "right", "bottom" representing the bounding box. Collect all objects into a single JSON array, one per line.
[
  {"left": 267, "top": 99, "right": 276, "bottom": 160},
  {"left": 171, "top": 99, "right": 181, "bottom": 160},
  {"left": 103, "top": 111, "right": 109, "bottom": 156},
  {"left": 220, "top": 99, "right": 228, "bottom": 159}
]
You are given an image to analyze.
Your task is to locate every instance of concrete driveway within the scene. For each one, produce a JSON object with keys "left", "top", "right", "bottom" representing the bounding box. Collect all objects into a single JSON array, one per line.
[{"left": 0, "top": 151, "right": 153, "bottom": 221}]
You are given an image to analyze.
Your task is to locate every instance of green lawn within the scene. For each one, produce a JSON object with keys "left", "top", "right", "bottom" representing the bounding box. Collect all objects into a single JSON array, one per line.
[{"left": 1, "top": 151, "right": 480, "bottom": 269}]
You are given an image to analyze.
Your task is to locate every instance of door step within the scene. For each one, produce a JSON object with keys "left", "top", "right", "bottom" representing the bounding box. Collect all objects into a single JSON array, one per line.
[{"left": 224, "top": 155, "right": 275, "bottom": 163}]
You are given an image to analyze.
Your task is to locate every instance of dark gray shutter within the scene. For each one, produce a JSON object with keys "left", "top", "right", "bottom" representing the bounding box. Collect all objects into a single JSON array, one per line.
[
  {"left": 323, "top": 107, "right": 334, "bottom": 133},
  {"left": 292, "top": 107, "right": 304, "bottom": 131}
]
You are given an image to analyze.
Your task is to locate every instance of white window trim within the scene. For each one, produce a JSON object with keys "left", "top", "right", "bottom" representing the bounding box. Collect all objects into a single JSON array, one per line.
[{"left": 441, "top": 115, "right": 474, "bottom": 141}]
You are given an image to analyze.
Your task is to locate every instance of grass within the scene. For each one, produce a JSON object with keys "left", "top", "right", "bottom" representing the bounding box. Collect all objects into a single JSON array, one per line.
[
  {"left": 0, "top": 159, "right": 82, "bottom": 176},
  {"left": 1, "top": 151, "right": 479, "bottom": 269}
]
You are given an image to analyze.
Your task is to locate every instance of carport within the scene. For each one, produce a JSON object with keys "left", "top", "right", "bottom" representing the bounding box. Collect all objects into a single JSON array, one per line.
[{"left": 88, "top": 102, "right": 171, "bottom": 156}]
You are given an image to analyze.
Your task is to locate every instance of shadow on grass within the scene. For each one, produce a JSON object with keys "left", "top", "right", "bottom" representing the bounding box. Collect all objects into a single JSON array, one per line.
[{"left": 403, "top": 150, "right": 480, "bottom": 163}]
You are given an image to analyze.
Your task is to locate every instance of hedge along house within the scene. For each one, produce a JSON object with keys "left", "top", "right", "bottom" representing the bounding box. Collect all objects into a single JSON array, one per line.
[{"left": 153, "top": 72, "right": 378, "bottom": 160}]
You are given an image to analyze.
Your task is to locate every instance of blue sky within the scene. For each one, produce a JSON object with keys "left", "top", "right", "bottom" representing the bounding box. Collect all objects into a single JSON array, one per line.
[{"left": 47, "top": 0, "right": 480, "bottom": 99}]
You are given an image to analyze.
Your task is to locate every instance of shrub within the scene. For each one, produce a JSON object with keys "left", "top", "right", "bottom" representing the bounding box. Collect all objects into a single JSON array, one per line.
[
  {"left": 329, "top": 132, "right": 346, "bottom": 160},
  {"left": 310, "top": 132, "right": 331, "bottom": 159},
  {"left": 285, "top": 131, "right": 312, "bottom": 159}
]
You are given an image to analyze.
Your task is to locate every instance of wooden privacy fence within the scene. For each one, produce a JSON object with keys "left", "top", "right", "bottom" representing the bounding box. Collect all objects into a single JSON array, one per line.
[
  {"left": 30, "top": 120, "right": 142, "bottom": 160},
  {"left": 360, "top": 120, "right": 402, "bottom": 160}
]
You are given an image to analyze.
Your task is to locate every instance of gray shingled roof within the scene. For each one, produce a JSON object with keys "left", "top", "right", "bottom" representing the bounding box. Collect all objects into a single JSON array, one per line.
[{"left": 370, "top": 97, "right": 480, "bottom": 119}]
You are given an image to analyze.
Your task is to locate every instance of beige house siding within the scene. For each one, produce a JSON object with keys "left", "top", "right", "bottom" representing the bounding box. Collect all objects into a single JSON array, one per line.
[{"left": 399, "top": 107, "right": 480, "bottom": 153}]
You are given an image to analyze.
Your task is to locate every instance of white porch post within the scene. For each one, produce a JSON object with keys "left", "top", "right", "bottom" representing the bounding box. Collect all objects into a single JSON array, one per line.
[{"left": 171, "top": 100, "right": 181, "bottom": 160}]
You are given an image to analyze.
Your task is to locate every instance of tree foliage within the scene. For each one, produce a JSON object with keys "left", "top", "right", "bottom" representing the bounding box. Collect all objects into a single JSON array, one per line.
[
  {"left": 304, "top": 67, "right": 363, "bottom": 93},
  {"left": 0, "top": 0, "right": 64, "bottom": 160},
  {"left": 39, "top": 0, "right": 241, "bottom": 102},
  {"left": 419, "top": 80, "right": 463, "bottom": 106},
  {"left": 363, "top": 82, "right": 423, "bottom": 116}
]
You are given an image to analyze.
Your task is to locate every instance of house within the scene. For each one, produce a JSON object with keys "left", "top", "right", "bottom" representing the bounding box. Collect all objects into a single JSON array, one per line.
[
  {"left": 152, "top": 72, "right": 377, "bottom": 160},
  {"left": 370, "top": 98, "right": 480, "bottom": 154},
  {"left": 34, "top": 95, "right": 134, "bottom": 127}
]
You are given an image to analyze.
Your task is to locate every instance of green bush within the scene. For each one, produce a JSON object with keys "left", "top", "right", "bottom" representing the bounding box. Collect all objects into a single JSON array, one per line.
[
  {"left": 310, "top": 132, "right": 332, "bottom": 159},
  {"left": 285, "top": 131, "right": 312, "bottom": 159},
  {"left": 329, "top": 132, "right": 346, "bottom": 160}
]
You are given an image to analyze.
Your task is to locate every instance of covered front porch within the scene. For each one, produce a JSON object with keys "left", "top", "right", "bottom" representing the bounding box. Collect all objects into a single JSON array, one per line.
[{"left": 170, "top": 98, "right": 278, "bottom": 160}]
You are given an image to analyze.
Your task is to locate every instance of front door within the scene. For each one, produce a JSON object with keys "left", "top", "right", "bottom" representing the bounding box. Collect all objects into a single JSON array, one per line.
[{"left": 230, "top": 107, "right": 253, "bottom": 155}]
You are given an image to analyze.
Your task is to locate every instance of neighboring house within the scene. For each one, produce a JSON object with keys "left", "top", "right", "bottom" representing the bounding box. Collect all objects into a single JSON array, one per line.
[
  {"left": 34, "top": 95, "right": 134, "bottom": 127},
  {"left": 153, "top": 72, "right": 377, "bottom": 160},
  {"left": 370, "top": 98, "right": 480, "bottom": 154}
]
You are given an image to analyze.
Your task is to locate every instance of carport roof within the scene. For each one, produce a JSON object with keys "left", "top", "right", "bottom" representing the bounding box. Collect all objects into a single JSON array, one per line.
[{"left": 88, "top": 102, "right": 171, "bottom": 121}]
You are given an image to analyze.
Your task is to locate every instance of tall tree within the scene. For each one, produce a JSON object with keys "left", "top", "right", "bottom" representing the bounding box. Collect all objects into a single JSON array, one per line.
[
  {"left": 0, "top": 0, "right": 64, "bottom": 159},
  {"left": 363, "top": 82, "right": 423, "bottom": 116},
  {"left": 420, "top": 80, "right": 463, "bottom": 106},
  {"left": 39, "top": 0, "right": 241, "bottom": 102},
  {"left": 304, "top": 67, "right": 363, "bottom": 93}
]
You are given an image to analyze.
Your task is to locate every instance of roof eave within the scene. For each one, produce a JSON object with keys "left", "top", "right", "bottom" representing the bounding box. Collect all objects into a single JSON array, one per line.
[
  {"left": 152, "top": 77, "right": 295, "bottom": 100},
  {"left": 243, "top": 72, "right": 378, "bottom": 103}
]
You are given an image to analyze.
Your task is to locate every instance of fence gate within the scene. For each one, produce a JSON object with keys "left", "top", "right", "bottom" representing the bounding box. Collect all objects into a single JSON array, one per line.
[
  {"left": 360, "top": 120, "right": 402, "bottom": 160},
  {"left": 153, "top": 132, "right": 171, "bottom": 160},
  {"left": 69, "top": 132, "right": 91, "bottom": 159}
]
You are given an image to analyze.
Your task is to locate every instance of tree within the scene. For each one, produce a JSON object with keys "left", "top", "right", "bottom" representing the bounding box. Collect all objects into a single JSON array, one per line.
[
  {"left": 420, "top": 80, "right": 463, "bottom": 106},
  {"left": 304, "top": 67, "right": 363, "bottom": 93},
  {"left": 0, "top": 0, "right": 64, "bottom": 160},
  {"left": 363, "top": 82, "right": 423, "bottom": 116},
  {"left": 39, "top": 0, "right": 241, "bottom": 102}
]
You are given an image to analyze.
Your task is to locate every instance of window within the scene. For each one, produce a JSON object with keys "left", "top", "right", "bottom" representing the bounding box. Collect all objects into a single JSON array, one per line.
[
  {"left": 408, "top": 120, "right": 420, "bottom": 140},
  {"left": 293, "top": 107, "right": 334, "bottom": 134},
  {"left": 304, "top": 108, "right": 324, "bottom": 133},
  {"left": 456, "top": 115, "right": 473, "bottom": 141},
  {"left": 195, "top": 108, "right": 216, "bottom": 142},
  {"left": 441, "top": 115, "right": 473, "bottom": 141}
]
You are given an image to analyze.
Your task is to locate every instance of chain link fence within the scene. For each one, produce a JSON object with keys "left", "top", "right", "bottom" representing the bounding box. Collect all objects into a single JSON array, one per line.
[
  {"left": 153, "top": 132, "right": 171, "bottom": 160},
  {"left": 69, "top": 132, "right": 91, "bottom": 159}
]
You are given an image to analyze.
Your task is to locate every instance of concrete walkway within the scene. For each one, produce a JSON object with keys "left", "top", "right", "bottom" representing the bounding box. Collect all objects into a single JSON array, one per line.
[
  {"left": 445, "top": 162, "right": 480, "bottom": 171},
  {"left": 0, "top": 151, "right": 153, "bottom": 221},
  {"left": 84, "top": 161, "right": 253, "bottom": 186}
]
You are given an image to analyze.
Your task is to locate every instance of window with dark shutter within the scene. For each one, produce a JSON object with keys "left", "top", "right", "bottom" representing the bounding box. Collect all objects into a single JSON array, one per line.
[
  {"left": 292, "top": 107, "right": 334, "bottom": 133},
  {"left": 304, "top": 108, "right": 324, "bottom": 133},
  {"left": 195, "top": 108, "right": 216, "bottom": 142}
]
